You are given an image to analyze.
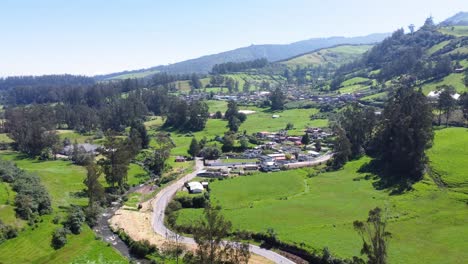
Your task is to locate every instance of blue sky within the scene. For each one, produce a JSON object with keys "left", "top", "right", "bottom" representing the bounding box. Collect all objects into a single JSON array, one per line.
[{"left": 0, "top": 0, "right": 466, "bottom": 76}]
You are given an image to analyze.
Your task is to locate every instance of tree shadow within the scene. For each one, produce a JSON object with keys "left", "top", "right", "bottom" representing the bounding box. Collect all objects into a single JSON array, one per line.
[
  {"left": 71, "top": 190, "right": 88, "bottom": 198},
  {"left": 358, "top": 160, "right": 414, "bottom": 195}
]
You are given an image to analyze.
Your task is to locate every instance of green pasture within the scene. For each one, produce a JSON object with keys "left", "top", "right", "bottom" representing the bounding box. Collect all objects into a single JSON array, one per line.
[{"left": 176, "top": 128, "right": 468, "bottom": 264}]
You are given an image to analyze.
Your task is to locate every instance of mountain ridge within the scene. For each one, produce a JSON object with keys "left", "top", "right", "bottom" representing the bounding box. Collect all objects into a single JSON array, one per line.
[{"left": 96, "top": 33, "right": 390, "bottom": 79}]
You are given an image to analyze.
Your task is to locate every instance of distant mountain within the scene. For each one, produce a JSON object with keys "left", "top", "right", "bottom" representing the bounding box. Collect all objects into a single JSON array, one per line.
[
  {"left": 97, "top": 33, "right": 389, "bottom": 80},
  {"left": 440, "top": 11, "right": 468, "bottom": 26}
]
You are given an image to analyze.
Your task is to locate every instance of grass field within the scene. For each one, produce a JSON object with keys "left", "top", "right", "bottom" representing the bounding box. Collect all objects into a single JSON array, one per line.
[
  {"left": 57, "top": 130, "right": 94, "bottom": 144},
  {"left": 106, "top": 69, "right": 160, "bottom": 80},
  {"left": 282, "top": 45, "right": 372, "bottom": 68},
  {"left": 206, "top": 100, "right": 228, "bottom": 113},
  {"left": 0, "top": 151, "right": 126, "bottom": 263},
  {"left": 421, "top": 73, "right": 467, "bottom": 95},
  {"left": 427, "top": 127, "right": 468, "bottom": 196},
  {"left": 439, "top": 26, "right": 468, "bottom": 37},
  {"left": 427, "top": 40, "right": 451, "bottom": 55},
  {"left": 176, "top": 128, "right": 468, "bottom": 264},
  {"left": 0, "top": 133, "right": 13, "bottom": 143},
  {"left": 0, "top": 182, "right": 23, "bottom": 227}
]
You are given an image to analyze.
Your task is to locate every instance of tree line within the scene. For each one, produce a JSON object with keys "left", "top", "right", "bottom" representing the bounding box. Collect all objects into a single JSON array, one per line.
[
  {"left": 211, "top": 58, "right": 268, "bottom": 74},
  {"left": 331, "top": 76, "right": 435, "bottom": 187}
]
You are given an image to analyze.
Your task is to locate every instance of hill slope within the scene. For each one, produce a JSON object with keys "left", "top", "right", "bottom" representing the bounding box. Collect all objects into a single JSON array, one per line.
[
  {"left": 440, "top": 11, "right": 468, "bottom": 26},
  {"left": 97, "top": 33, "right": 389, "bottom": 79},
  {"left": 280, "top": 44, "right": 373, "bottom": 68}
]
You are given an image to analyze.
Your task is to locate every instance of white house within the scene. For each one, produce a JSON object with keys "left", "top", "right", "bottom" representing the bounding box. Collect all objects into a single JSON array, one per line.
[{"left": 187, "top": 182, "right": 204, "bottom": 193}]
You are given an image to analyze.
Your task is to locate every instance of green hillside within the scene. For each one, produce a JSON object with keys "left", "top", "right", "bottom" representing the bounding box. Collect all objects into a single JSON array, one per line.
[
  {"left": 281, "top": 45, "right": 372, "bottom": 67},
  {"left": 333, "top": 23, "right": 468, "bottom": 97}
]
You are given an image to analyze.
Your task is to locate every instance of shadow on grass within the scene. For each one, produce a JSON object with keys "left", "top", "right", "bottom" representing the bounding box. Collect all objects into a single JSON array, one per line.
[
  {"left": 358, "top": 159, "right": 414, "bottom": 195},
  {"left": 71, "top": 190, "right": 88, "bottom": 198}
]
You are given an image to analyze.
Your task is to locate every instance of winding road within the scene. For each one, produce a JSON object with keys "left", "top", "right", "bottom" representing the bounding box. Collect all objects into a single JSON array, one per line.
[{"left": 151, "top": 155, "right": 332, "bottom": 264}]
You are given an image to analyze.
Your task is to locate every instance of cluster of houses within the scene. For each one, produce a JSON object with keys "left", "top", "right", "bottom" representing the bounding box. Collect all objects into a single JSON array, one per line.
[{"left": 198, "top": 127, "right": 333, "bottom": 175}]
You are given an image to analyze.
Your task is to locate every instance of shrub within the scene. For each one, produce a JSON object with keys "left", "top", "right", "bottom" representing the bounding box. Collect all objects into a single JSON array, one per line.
[
  {"left": 65, "top": 206, "right": 85, "bottom": 234},
  {"left": 129, "top": 239, "right": 157, "bottom": 258},
  {"left": 84, "top": 204, "right": 102, "bottom": 227},
  {"left": 51, "top": 227, "right": 68, "bottom": 249},
  {"left": 12, "top": 171, "right": 52, "bottom": 220}
]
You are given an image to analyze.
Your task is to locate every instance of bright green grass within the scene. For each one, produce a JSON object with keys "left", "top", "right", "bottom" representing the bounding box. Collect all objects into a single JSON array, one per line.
[
  {"left": 427, "top": 40, "right": 451, "bottom": 55},
  {"left": 0, "top": 133, "right": 13, "bottom": 143},
  {"left": 0, "top": 182, "right": 23, "bottom": 227},
  {"left": 144, "top": 116, "right": 164, "bottom": 130},
  {"left": 360, "top": 91, "right": 388, "bottom": 101},
  {"left": 127, "top": 163, "right": 149, "bottom": 186},
  {"left": 341, "top": 77, "right": 369, "bottom": 86},
  {"left": 459, "top": 59, "right": 468, "bottom": 68},
  {"left": 107, "top": 69, "right": 159, "bottom": 80},
  {"left": 421, "top": 73, "right": 467, "bottom": 94},
  {"left": 0, "top": 151, "right": 89, "bottom": 208},
  {"left": 0, "top": 151, "right": 126, "bottom": 263},
  {"left": 57, "top": 130, "right": 94, "bottom": 144},
  {"left": 439, "top": 26, "right": 468, "bottom": 37},
  {"left": 338, "top": 84, "right": 370, "bottom": 94},
  {"left": 282, "top": 45, "right": 372, "bottom": 67},
  {"left": 206, "top": 100, "right": 228, "bottom": 113},
  {"left": 239, "top": 107, "right": 328, "bottom": 135},
  {"left": 0, "top": 215, "right": 125, "bottom": 264},
  {"left": 448, "top": 45, "right": 468, "bottom": 55},
  {"left": 427, "top": 127, "right": 468, "bottom": 195},
  {"left": 176, "top": 128, "right": 468, "bottom": 264}
]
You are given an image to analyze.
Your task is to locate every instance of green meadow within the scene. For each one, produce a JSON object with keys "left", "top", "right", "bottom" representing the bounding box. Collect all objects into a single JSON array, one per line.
[
  {"left": 0, "top": 133, "right": 13, "bottom": 143},
  {"left": 421, "top": 73, "right": 467, "bottom": 94},
  {"left": 0, "top": 151, "right": 132, "bottom": 263},
  {"left": 162, "top": 106, "right": 327, "bottom": 156},
  {"left": 176, "top": 127, "right": 468, "bottom": 264}
]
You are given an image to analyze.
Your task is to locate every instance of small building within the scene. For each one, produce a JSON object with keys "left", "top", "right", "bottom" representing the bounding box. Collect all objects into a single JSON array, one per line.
[
  {"left": 260, "top": 161, "right": 280, "bottom": 172},
  {"left": 267, "top": 153, "right": 286, "bottom": 161},
  {"left": 243, "top": 164, "right": 259, "bottom": 171},
  {"left": 62, "top": 143, "right": 100, "bottom": 156},
  {"left": 175, "top": 156, "right": 186, "bottom": 162},
  {"left": 187, "top": 182, "right": 204, "bottom": 193},
  {"left": 308, "top": 150, "right": 320, "bottom": 157},
  {"left": 201, "top": 182, "right": 209, "bottom": 188}
]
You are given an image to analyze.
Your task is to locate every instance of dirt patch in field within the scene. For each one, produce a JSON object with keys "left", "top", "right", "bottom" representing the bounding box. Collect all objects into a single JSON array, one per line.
[{"left": 109, "top": 200, "right": 273, "bottom": 264}]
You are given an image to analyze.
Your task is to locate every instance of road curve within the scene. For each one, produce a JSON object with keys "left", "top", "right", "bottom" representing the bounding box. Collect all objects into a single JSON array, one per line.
[{"left": 151, "top": 156, "right": 331, "bottom": 263}]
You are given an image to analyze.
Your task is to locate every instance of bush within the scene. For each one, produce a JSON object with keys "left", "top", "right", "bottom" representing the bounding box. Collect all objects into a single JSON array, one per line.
[
  {"left": 12, "top": 171, "right": 52, "bottom": 220},
  {"left": 51, "top": 227, "right": 68, "bottom": 249},
  {"left": 129, "top": 239, "right": 157, "bottom": 258},
  {"left": 52, "top": 215, "right": 61, "bottom": 224},
  {"left": 0, "top": 220, "right": 18, "bottom": 244},
  {"left": 175, "top": 195, "right": 207, "bottom": 209},
  {"left": 84, "top": 204, "right": 102, "bottom": 227},
  {"left": 65, "top": 206, "right": 85, "bottom": 234}
]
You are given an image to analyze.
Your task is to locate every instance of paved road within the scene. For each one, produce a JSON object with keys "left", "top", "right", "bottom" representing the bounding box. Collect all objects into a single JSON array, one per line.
[
  {"left": 283, "top": 153, "right": 333, "bottom": 169},
  {"left": 151, "top": 156, "right": 328, "bottom": 263}
]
